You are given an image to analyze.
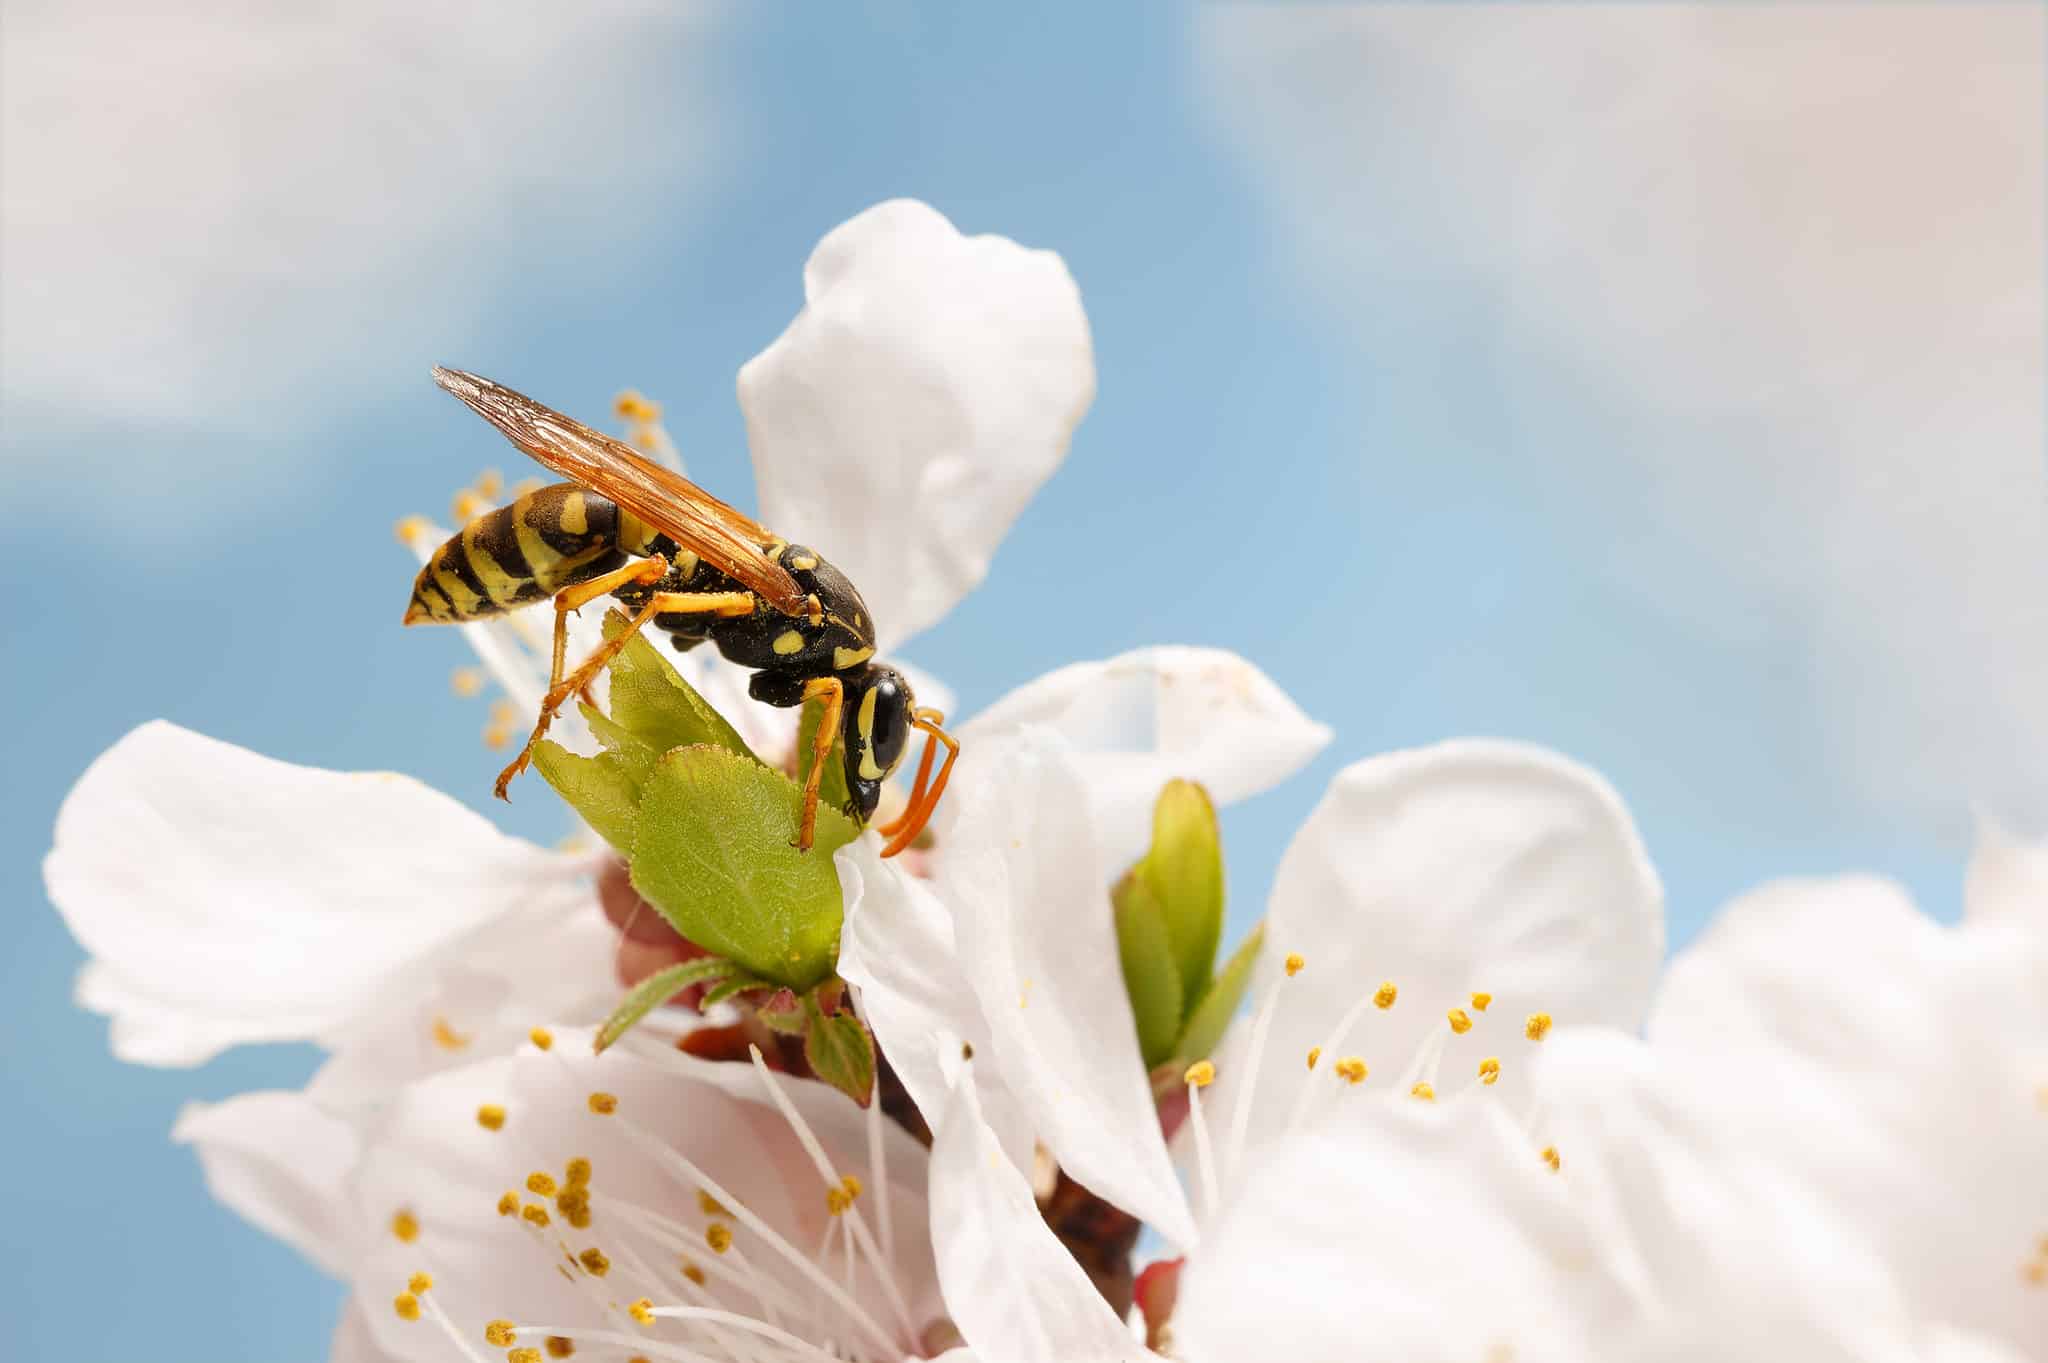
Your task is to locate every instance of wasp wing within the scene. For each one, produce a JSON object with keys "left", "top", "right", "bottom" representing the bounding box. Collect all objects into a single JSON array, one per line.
[{"left": 432, "top": 367, "right": 807, "bottom": 616}]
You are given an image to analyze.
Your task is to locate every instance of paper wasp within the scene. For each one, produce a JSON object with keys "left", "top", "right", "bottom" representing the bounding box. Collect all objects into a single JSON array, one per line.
[{"left": 404, "top": 368, "right": 957, "bottom": 857}]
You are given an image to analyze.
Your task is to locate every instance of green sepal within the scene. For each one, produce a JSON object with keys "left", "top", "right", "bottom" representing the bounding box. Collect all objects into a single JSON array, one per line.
[
  {"left": 628, "top": 744, "right": 857, "bottom": 993},
  {"left": 532, "top": 734, "right": 646, "bottom": 854},
  {"left": 802, "top": 992, "right": 876, "bottom": 1107},
  {"left": 1173, "top": 922, "right": 1265, "bottom": 1070},
  {"left": 599, "top": 610, "right": 758, "bottom": 762},
  {"left": 594, "top": 955, "right": 737, "bottom": 1052},
  {"left": 1113, "top": 870, "right": 1186, "bottom": 1069},
  {"left": 1136, "top": 780, "right": 1225, "bottom": 1011},
  {"left": 701, "top": 972, "right": 774, "bottom": 1010},
  {"left": 796, "top": 691, "right": 856, "bottom": 821}
]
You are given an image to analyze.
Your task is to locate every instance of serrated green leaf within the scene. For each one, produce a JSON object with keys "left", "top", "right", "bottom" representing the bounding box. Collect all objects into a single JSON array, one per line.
[
  {"left": 628, "top": 744, "right": 857, "bottom": 992},
  {"left": 532, "top": 738, "right": 646, "bottom": 854},
  {"left": 803, "top": 996, "right": 876, "bottom": 1107},
  {"left": 796, "top": 690, "right": 855, "bottom": 820},
  {"left": 1113, "top": 870, "right": 1185, "bottom": 1069},
  {"left": 599, "top": 610, "right": 758, "bottom": 761},
  {"left": 1136, "top": 780, "right": 1225, "bottom": 1016},
  {"left": 700, "top": 973, "right": 773, "bottom": 1009},
  {"left": 594, "top": 955, "right": 737, "bottom": 1052},
  {"left": 1174, "top": 922, "right": 1265, "bottom": 1069}
]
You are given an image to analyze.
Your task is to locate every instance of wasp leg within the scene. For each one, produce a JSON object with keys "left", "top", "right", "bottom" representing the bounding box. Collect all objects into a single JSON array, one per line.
[
  {"left": 879, "top": 711, "right": 959, "bottom": 858},
  {"left": 494, "top": 579, "right": 755, "bottom": 799},
  {"left": 875, "top": 708, "right": 945, "bottom": 838},
  {"left": 794, "top": 675, "right": 844, "bottom": 852}
]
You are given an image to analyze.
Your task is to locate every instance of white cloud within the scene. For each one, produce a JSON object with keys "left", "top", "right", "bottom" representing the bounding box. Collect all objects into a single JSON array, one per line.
[
  {"left": 1, "top": 0, "right": 722, "bottom": 486},
  {"left": 1200, "top": 3, "right": 2047, "bottom": 831}
]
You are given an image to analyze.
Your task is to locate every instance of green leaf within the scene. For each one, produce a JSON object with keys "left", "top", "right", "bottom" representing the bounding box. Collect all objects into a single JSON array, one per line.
[
  {"left": 594, "top": 955, "right": 736, "bottom": 1052},
  {"left": 701, "top": 973, "right": 774, "bottom": 1009},
  {"left": 1136, "top": 780, "right": 1225, "bottom": 1017},
  {"left": 628, "top": 744, "right": 858, "bottom": 992},
  {"left": 796, "top": 689, "right": 855, "bottom": 819},
  {"left": 599, "top": 609, "right": 758, "bottom": 762},
  {"left": 1174, "top": 922, "right": 1265, "bottom": 1069},
  {"left": 532, "top": 738, "right": 646, "bottom": 854},
  {"left": 1113, "top": 870, "right": 1186, "bottom": 1069},
  {"left": 803, "top": 994, "right": 876, "bottom": 1107}
]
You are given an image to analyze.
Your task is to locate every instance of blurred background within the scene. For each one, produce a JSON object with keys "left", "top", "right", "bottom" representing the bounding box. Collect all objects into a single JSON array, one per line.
[{"left": 3, "top": 3, "right": 2042, "bottom": 1355}]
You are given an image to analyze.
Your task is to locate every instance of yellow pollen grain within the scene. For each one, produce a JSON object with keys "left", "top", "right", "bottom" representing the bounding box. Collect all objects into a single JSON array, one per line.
[
  {"left": 1525, "top": 1013, "right": 1553, "bottom": 1042},
  {"left": 408, "top": 1271, "right": 433, "bottom": 1294},
  {"left": 697, "top": 1190, "right": 728, "bottom": 1217},
  {"left": 528, "top": 1172, "right": 559, "bottom": 1197},
  {"left": 1183, "top": 1060, "right": 1216, "bottom": 1088},
  {"left": 394, "top": 514, "right": 432, "bottom": 547},
  {"left": 450, "top": 667, "right": 484, "bottom": 698},
  {"left": 473, "top": 469, "right": 504, "bottom": 498},
  {"left": 485, "top": 1321, "right": 518, "bottom": 1347},
  {"left": 1447, "top": 1008, "right": 1472, "bottom": 1034},
  {"left": 1410, "top": 1082, "right": 1436, "bottom": 1102},
  {"left": 1335, "top": 1056, "right": 1368, "bottom": 1085},
  {"left": 477, "top": 1104, "right": 507, "bottom": 1131},
  {"left": 566, "top": 1157, "right": 592, "bottom": 1187},
  {"left": 390, "top": 1209, "right": 420, "bottom": 1243},
  {"left": 1306, "top": 1046, "right": 1322, "bottom": 1070},
  {"left": 1542, "top": 1146, "right": 1562, "bottom": 1172},
  {"left": 629, "top": 1298, "right": 655, "bottom": 1325},
  {"left": 509, "top": 1350, "right": 542, "bottom": 1363},
  {"left": 496, "top": 1192, "right": 520, "bottom": 1217},
  {"left": 431, "top": 1016, "right": 470, "bottom": 1051},
  {"left": 588, "top": 1091, "right": 619, "bottom": 1115},
  {"left": 522, "top": 1204, "right": 552, "bottom": 1228},
  {"left": 1374, "top": 981, "right": 1398, "bottom": 1010},
  {"left": 1471, "top": 991, "right": 1493, "bottom": 1012},
  {"left": 706, "top": 1223, "right": 733, "bottom": 1254},
  {"left": 393, "top": 1292, "right": 421, "bottom": 1321},
  {"left": 681, "top": 1260, "right": 706, "bottom": 1286},
  {"left": 1479, "top": 1057, "right": 1502, "bottom": 1085},
  {"left": 529, "top": 1027, "right": 555, "bottom": 1051},
  {"left": 545, "top": 1336, "right": 576, "bottom": 1358},
  {"left": 578, "top": 1247, "right": 610, "bottom": 1277},
  {"left": 1284, "top": 952, "right": 1305, "bottom": 977}
]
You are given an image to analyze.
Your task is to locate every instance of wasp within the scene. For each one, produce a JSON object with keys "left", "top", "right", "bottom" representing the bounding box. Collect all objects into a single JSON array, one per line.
[{"left": 404, "top": 368, "right": 957, "bottom": 857}]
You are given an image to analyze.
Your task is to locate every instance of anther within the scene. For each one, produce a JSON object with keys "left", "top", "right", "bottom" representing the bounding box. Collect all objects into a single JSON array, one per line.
[
  {"left": 1541, "top": 1146, "right": 1561, "bottom": 1172},
  {"left": 1305, "top": 1046, "right": 1322, "bottom": 1071},
  {"left": 840, "top": 1173, "right": 862, "bottom": 1199},
  {"left": 1470, "top": 992, "right": 1492, "bottom": 1012},
  {"left": 697, "top": 1190, "right": 728, "bottom": 1217},
  {"left": 496, "top": 1191, "right": 520, "bottom": 1217},
  {"left": 1285, "top": 953, "right": 1305, "bottom": 977},
  {"left": 577, "top": 1248, "right": 610, "bottom": 1277},
  {"left": 528, "top": 1172, "right": 558, "bottom": 1197},
  {"left": 473, "top": 469, "right": 504, "bottom": 498},
  {"left": 529, "top": 1027, "right": 555, "bottom": 1051},
  {"left": 588, "top": 1092, "right": 619, "bottom": 1115},
  {"left": 706, "top": 1223, "right": 733, "bottom": 1254},
  {"left": 1183, "top": 1060, "right": 1216, "bottom": 1088},
  {"left": 509, "top": 1350, "right": 542, "bottom": 1363},
  {"left": 545, "top": 1336, "right": 576, "bottom": 1358},
  {"left": 681, "top": 1261, "right": 706, "bottom": 1286},
  {"left": 452, "top": 489, "right": 489, "bottom": 522},
  {"left": 629, "top": 1298, "right": 655, "bottom": 1325},
  {"left": 432, "top": 1016, "right": 470, "bottom": 1051},
  {"left": 522, "top": 1204, "right": 552, "bottom": 1228},
  {"left": 2025, "top": 1261, "right": 2047, "bottom": 1288},
  {"left": 565, "top": 1157, "right": 592, "bottom": 1187},
  {"left": 450, "top": 667, "right": 484, "bottom": 698},
  {"left": 614, "top": 391, "right": 660, "bottom": 422},
  {"left": 1374, "top": 981, "right": 1398, "bottom": 1010},
  {"left": 391, "top": 1209, "right": 420, "bottom": 1243},
  {"left": 408, "top": 1271, "right": 433, "bottom": 1294},
  {"left": 476, "top": 1103, "right": 507, "bottom": 1131},
  {"left": 1335, "top": 1056, "right": 1368, "bottom": 1085},
  {"left": 1479, "top": 1057, "right": 1501, "bottom": 1085},
  {"left": 1524, "top": 1013, "right": 1553, "bottom": 1042},
  {"left": 394, "top": 515, "right": 432, "bottom": 547},
  {"left": 394, "top": 1292, "right": 421, "bottom": 1321},
  {"left": 485, "top": 1321, "right": 518, "bottom": 1347},
  {"left": 1410, "top": 1082, "right": 1435, "bottom": 1102}
]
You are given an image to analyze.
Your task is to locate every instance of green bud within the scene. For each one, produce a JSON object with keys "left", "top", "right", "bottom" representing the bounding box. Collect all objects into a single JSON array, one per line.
[
  {"left": 1113, "top": 870, "right": 1186, "bottom": 1069},
  {"left": 1137, "top": 779, "right": 1225, "bottom": 1015}
]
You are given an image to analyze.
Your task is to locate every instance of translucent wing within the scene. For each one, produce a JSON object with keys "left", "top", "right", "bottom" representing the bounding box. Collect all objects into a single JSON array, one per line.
[{"left": 432, "top": 368, "right": 807, "bottom": 616}]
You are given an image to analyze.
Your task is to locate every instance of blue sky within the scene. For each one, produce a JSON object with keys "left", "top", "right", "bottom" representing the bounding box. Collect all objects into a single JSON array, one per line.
[{"left": 3, "top": 4, "right": 2041, "bottom": 1356}]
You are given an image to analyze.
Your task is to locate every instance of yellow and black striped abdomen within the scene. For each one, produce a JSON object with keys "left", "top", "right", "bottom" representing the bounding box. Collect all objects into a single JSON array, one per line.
[{"left": 403, "top": 482, "right": 663, "bottom": 624}]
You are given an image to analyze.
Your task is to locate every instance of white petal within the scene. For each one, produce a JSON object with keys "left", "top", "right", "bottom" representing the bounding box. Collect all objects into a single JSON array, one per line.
[
  {"left": 1174, "top": 1097, "right": 1595, "bottom": 1363},
  {"left": 961, "top": 647, "right": 1330, "bottom": 869},
  {"left": 739, "top": 200, "right": 1096, "bottom": 651},
  {"left": 1207, "top": 740, "right": 1663, "bottom": 1159},
  {"left": 1535, "top": 1030, "right": 1925, "bottom": 1363},
  {"left": 329, "top": 1297, "right": 403, "bottom": 1363},
  {"left": 1964, "top": 815, "right": 2048, "bottom": 932},
  {"left": 173, "top": 1090, "right": 362, "bottom": 1278},
  {"left": 924, "top": 731, "right": 1197, "bottom": 1250},
  {"left": 928, "top": 1070, "right": 1162, "bottom": 1363},
  {"left": 45, "top": 721, "right": 588, "bottom": 1064},
  {"left": 1646, "top": 878, "right": 2047, "bottom": 1354}
]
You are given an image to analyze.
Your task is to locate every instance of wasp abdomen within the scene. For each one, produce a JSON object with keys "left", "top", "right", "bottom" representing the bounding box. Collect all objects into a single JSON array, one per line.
[{"left": 404, "top": 482, "right": 664, "bottom": 624}]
